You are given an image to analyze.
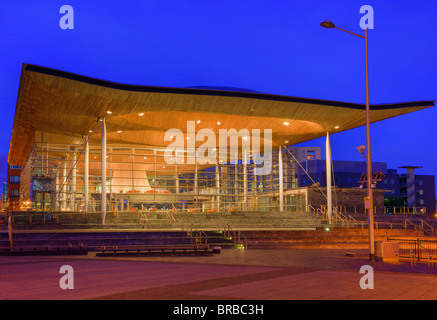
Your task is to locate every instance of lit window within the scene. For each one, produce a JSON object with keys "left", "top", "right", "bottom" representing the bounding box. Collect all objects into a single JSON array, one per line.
[{"left": 10, "top": 176, "right": 20, "bottom": 184}]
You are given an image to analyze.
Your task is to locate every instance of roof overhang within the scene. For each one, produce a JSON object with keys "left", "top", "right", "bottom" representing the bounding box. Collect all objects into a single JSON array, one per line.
[{"left": 8, "top": 63, "right": 435, "bottom": 166}]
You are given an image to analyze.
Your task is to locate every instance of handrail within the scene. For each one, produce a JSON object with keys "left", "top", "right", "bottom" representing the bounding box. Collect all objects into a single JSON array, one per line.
[
  {"left": 181, "top": 218, "right": 208, "bottom": 248},
  {"left": 139, "top": 210, "right": 148, "bottom": 228},
  {"left": 420, "top": 219, "right": 434, "bottom": 235},
  {"left": 404, "top": 219, "right": 417, "bottom": 230},
  {"left": 226, "top": 224, "right": 247, "bottom": 249},
  {"left": 165, "top": 210, "right": 177, "bottom": 225}
]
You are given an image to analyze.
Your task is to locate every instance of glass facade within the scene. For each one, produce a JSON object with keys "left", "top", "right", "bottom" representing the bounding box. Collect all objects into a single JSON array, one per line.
[{"left": 19, "top": 142, "right": 312, "bottom": 213}]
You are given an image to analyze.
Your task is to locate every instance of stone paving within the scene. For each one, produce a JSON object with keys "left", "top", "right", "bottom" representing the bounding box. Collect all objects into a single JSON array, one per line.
[{"left": 1, "top": 248, "right": 437, "bottom": 301}]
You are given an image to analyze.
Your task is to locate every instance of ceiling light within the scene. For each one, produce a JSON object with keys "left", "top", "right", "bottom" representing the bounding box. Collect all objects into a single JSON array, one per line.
[
  {"left": 197, "top": 120, "right": 201, "bottom": 124},
  {"left": 283, "top": 121, "right": 289, "bottom": 126},
  {"left": 117, "top": 130, "right": 122, "bottom": 133},
  {"left": 217, "top": 121, "right": 221, "bottom": 125},
  {"left": 89, "top": 130, "right": 93, "bottom": 133},
  {"left": 334, "top": 126, "right": 340, "bottom": 129},
  {"left": 285, "top": 141, "right": 289, "bottom": 144},
  {"left": 107, "top": 111, "right": 112, "bottom": 114},
  {"left": 143, "top": 157, "right": 147, "bottom": 159},
  {"left": 139, "top": 113, "right": 144, "bottom": 116}
]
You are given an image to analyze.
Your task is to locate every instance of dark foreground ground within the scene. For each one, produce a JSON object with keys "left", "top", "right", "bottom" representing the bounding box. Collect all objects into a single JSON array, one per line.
[{"left": 1, "top": 248, "right": 437, "bottom": 300}]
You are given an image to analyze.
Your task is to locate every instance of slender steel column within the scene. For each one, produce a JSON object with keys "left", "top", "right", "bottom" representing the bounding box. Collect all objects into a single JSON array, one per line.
[
  {"left": 279, "top": 146, "right": 284, "bottom": 212},
  {"left": 84, "top": 136, "right": 89, "bottom": 211},
  {"left": 72, "top": 151, "right": 77, "bottom": 211},
  {"left": 326, "top": 132, "right": 332, "bottom": 222},
  {"left": 101, "top": 118, "right": 107, "bottom": 224},
  {"left": 62, "top": 152, "right": 67, "bottom": 211},
  {"left": 243, "top": 150, "right": 248, "bottom": 210},
  {"left": 215, "top": 165, "right": 220, "bottom": 212}
]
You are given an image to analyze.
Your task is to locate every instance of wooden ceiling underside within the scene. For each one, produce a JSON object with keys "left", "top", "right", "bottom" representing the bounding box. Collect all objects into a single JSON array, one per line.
[{"left": 8, "top": 64, "right": 434, "bottom": 166}]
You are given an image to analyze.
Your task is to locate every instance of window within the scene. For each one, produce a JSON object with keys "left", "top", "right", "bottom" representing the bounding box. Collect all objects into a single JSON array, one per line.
[
  {"left": 10, "top": 176, "right": 20, "bottom": 184},
  {"left": 420, "top": 199, "right": 424, "bottom": 205},
  {"left": 419, "top": 190, "right": 424, "bottom": 195},
  {"left": 9, "top": 165, "right": 21, "bottom": 169},
  {"left": 10, "top": 189, "right": 19, "bottom": 198}
]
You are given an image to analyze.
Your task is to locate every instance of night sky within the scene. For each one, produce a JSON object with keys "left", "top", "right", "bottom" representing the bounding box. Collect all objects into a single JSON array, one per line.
[{"left": 0, "top": 0, "right": 436, "bottom": 194}]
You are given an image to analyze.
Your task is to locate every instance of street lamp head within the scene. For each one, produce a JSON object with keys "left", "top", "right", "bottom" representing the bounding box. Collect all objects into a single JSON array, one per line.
[{"left": 320, "top": 20, "right": 335, "bottom": 28}]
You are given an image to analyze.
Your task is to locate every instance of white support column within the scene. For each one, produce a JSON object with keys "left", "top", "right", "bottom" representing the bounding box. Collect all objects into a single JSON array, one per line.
[
  {"left": 243, "top": 150, "right": 248, "bottom": 211},
  {"left": 55, "top": 171, "right": 59, "bottom": 211},
  {"left": 326, "top": 132, "right": 332, "bottom": 222},
  {"left": 62, "top": 158, "right": 67, "bottom": 211},
  {"left": 175, "top": 163, "right": 179, "bottom": 194},
  {"left": 215, "top": 165, "right": 220, "bottom": 212},
  {"left": 72, "top": 151, "right": 77, "bottom": 211},
  {"left": 279, "top": 146, "right": 284, "bottom": 212},
  {"left": 109, "top": 147, "right": 113, "bottom": 194},
  {"left": 194, "top": 164, "right": 198, "bottom": 209},
  {"left": 84, "top": 136, "right": 89, "bottom": 211},
  {"left": 101, "top": 118, "right": 107, "bottom": 224}
]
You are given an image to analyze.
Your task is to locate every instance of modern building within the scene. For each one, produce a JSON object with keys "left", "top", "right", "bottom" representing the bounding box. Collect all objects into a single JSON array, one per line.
[
  {"left": 385, "top": 166, "right": 435, "bottom": 214},
  {"left": 6, "top": 64, "right": 435, "bottom": 221},
  {"left": 297, "top": 159, "right": 436, "bottom": 214},
  {"left": 6, "top": 165, "right": 21, "bottom": 212}
]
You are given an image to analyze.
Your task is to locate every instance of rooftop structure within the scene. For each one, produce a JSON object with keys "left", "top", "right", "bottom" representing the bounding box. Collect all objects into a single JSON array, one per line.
[{"left": 7, "top": 64, "right": 434, "bottom": 219}]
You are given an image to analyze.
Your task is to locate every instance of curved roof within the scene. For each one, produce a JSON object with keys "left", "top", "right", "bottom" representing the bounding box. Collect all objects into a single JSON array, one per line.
[{"left": 8, "top": 63, "right": 435, "bottom": 166}]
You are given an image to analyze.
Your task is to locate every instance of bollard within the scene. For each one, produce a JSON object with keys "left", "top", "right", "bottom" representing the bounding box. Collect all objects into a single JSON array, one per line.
[
  {"left": 410, "top": 251, "right": 416, "bottom": 266},
  {"left": 428, "top": 254, "right": 434, "bottom": 267}
]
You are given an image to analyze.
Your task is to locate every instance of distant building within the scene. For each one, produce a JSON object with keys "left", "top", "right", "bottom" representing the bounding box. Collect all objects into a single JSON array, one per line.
[
  {"left": 7, "top": 165, "right": 21, "bottom": 212},
  {"left": 297, "top": 160, "right": 435, "bottom": 214},
  {"left": 383, "top": 166, "right": 435, "bottom": 214}
]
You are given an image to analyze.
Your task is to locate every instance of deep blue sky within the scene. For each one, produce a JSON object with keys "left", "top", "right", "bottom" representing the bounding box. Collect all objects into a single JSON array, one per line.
[{"left": 0, "top": 0, "right": 436, "bottom": 193}]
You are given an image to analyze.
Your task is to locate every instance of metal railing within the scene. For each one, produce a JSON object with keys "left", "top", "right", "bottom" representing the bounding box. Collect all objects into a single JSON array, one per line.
[
  {"left": 388, "top": 238, "right": 437, "bottom": 263},
  {"left": 181, "top": 218, "right": 209, "bottom": 248},
  {"left": 310, "top": 205, "right": 433, "bottom": 234},
  {"left": 222, "top": 224, "right": 247, "bottom": 249}
]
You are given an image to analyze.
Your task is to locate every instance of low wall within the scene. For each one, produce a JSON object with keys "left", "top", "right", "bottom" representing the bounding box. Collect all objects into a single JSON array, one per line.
[{"left": 307, "top": 187, "right": 385, "bottom": 214}]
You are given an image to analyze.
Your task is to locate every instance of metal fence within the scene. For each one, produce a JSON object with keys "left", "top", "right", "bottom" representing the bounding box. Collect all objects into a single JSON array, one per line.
[{"left": 388, "top": 238, "right": 437, "bottom": 261}]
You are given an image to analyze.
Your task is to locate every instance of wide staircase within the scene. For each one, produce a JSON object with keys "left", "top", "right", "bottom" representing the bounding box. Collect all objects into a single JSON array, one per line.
[
  {"left": 0, "top": 229, "right": 239, "bottom": 255},
  {"left": 5, "top": 210, "right": 326, "bottom": 231},
  {"left": 1, "top": 209, "right": 433, "bottom": 251}
]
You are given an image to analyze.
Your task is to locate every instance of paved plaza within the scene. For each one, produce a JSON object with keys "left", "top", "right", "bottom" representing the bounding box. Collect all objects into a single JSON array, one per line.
[{"left": 1, "top": 248, "right": 437, "bottom": 300}]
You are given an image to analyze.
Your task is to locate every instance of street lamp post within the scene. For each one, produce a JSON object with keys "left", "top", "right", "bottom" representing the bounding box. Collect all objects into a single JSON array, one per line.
[{"left": 321, "top": 20, "right": 375, "bottom": 261}]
